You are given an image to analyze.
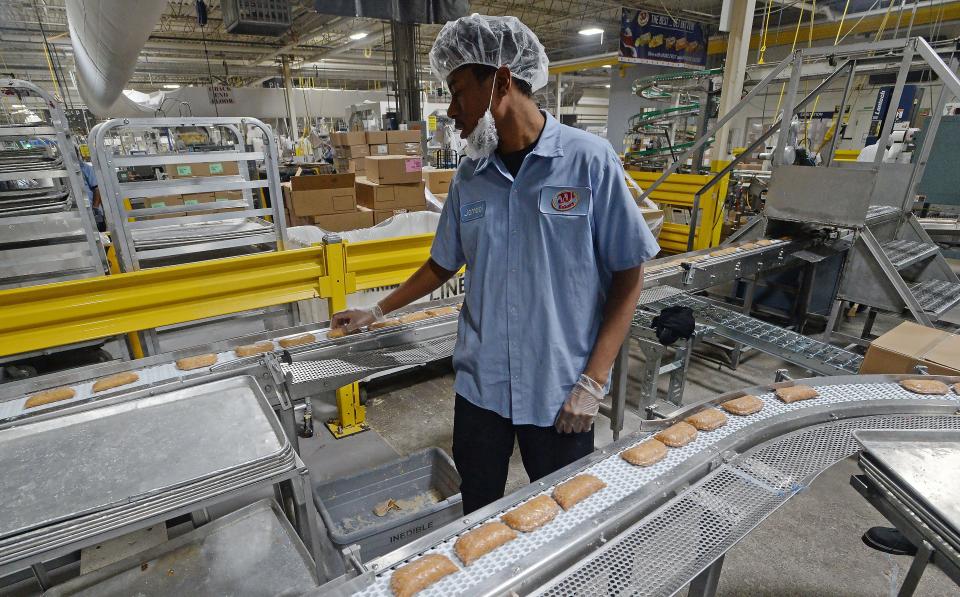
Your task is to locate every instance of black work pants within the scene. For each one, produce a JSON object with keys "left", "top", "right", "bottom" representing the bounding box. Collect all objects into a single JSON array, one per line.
[{"left": 452, "top": 395, "right": 594, "bottom": 514}]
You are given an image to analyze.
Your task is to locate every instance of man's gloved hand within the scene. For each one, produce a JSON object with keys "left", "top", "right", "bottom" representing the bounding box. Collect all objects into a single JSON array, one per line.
[
  {"left": 330, "top": 304, "right": 384, "bottom": 332},
  {"left": 555, "top": 373, "right": 605, "bottom": 434}
]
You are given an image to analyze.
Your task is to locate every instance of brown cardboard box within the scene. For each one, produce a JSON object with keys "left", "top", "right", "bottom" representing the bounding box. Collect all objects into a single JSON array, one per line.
[
  {"left": 335, "top": 158, "right": 365, "bottom": 174},
  {"left": 146, "top": 195, "right": 184, "bottom": 208},
  {"left": 181, "top": 192, "right": 215, "bottom": 206},
  {"left": 170, "top": 163, "right": 200, "bottom": 178},
  {"left": 213, "top": 190, "right": 244, "bottom": 203},
  {"left": 386, "top": 129, "right": 421, "bottom": 143},
  {"left": 282, "top": 184, "right": 312, "bottom": 227},
  {"left": 355, "top": 177, "right": 395, "bottom": 210},
  {"left": 291, "top": 173, "right": 355, "bottom": 191},
  {"left": 333, "top": 131, "right": 366, "bottom": 146},
  {"left": 859, "top": 321, "right": 960, "bottom": 375},
  {"left": 207, "top": 161, "right": 240, "bottom": 176},
  {"left": 359, "top": 205, "right": 426, "bottom": 225},
  {"left": 337, "top": 144, "right": 369, "bottom": 158},
  {"left": 291, "top": 187, "right": 357, "bottom": 217},
  {"left": 313, "top": 209, "right": 374, "bottom": 232},
  {"left": 365, "top": 155, "right": 422, "bottom": 184},
  {"left": 393, "top": 181, "right": 425, "bottom": 208},
  {"left": 368, "top": 144, "right": 389, "bottom": 157},
  {"left": 387, "top": 142, "right": 422, "bottom": 156},
  {"left": 365, "top": 131, "right": 387, "bottom": 144},
  {"left": 422, "top": 168, "right": 455, "bottom": 194}
]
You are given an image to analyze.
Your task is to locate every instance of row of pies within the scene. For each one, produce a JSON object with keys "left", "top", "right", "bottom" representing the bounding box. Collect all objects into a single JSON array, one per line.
[
  {"left": 390, "top": 473, "right": 606, "bottom": 597},
  {"left": 21, "top": 305, "right": 465, "bottom": 412}
]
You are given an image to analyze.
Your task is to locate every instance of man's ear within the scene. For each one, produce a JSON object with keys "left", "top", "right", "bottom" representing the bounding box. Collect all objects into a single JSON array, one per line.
[{"left": 495, "top": 65, "right": 512, "bottom": 97}]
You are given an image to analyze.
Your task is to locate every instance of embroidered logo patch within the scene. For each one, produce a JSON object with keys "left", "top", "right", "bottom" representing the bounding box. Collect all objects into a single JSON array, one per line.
[{"left": 551, "top": 189, "right": 579, "bottom": 212}]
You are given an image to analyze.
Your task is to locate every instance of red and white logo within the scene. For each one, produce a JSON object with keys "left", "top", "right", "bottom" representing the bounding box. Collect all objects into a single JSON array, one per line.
[{"left": 552, "top": 189, "right": 579, "bottom": 212}]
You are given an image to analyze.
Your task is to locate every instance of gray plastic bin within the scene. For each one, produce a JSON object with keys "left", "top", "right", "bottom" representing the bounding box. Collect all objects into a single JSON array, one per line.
[{"left": 313, "top": 447, "right": 462, "bottom": 561}]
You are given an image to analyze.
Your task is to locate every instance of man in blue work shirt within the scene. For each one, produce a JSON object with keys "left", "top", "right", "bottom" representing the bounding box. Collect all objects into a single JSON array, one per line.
[{"left": 331, "top": 14, "right": 659, "bottom": 514}]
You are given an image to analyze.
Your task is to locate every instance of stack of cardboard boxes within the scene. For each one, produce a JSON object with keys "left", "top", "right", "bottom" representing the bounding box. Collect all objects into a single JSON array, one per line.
[
  {"left": 333, "top": 130, "right": 424, "bottom": 174},
  {"left": 356, "top": 155, "right": 425, "bottom": 224},
  {"left": 139, "top": 160, "right": 245, "bottom": 220},
  {"left": 331, "top": 131, "right": 368, "bottom": 175},
  {"left": 282, "top": 172, "right": 374, "bottom": 231}
]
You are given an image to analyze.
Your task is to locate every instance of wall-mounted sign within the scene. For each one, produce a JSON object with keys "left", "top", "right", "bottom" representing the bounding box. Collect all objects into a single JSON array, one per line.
[
  {"left": 620, "top": 9, "right": 707, "bottom": 69},
  {"left": 208, "top": 85, "right": 235, "bottom": 105}
]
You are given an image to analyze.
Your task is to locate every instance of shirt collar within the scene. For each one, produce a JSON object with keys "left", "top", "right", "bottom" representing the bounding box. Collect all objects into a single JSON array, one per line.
[{"left": 474, "top": 110, "right": 564, "bottom": 175}]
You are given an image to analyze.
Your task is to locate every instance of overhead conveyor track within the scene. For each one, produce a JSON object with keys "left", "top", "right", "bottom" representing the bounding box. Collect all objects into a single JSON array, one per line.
[{"left": 324, "top": 376, "right": 960, "bottom": 597}]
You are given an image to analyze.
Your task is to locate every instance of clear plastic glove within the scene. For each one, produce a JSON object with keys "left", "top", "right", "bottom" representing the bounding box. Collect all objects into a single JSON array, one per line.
[
  {"left": 330, "top": 304, "right": 384, "bottom": 332},
  {"left": 554, "top": 373, "right": 605, "bottom": 434}
]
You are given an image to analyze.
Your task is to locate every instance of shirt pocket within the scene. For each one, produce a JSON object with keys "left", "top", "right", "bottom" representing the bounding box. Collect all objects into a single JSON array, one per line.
[{"left": 538, "top": 186, "right": 591, "bottom": 217}]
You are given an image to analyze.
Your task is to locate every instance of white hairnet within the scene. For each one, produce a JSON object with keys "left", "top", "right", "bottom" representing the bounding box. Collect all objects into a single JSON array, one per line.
[{"left": 429, "top": 13, "right": 549, "bottom": 92}]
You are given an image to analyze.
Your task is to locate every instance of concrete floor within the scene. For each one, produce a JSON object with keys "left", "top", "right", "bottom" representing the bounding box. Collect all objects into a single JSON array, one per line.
[{"left": 351, "top": 309, "right": 957, "bottom": 596}]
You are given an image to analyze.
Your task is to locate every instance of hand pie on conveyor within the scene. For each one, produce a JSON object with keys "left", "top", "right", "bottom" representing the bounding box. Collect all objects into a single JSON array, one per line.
[
  {"left": 709, "top": 247, "right": 740, "bottom": 258},
  {"left": 899, "top": 379, "right": 950, "bottom": 395},
  {"left": 621, "top": 439, "right": 668, "bottom": 467},
  {"left": 655, "top": 421, "right": 698, "bottom": 447},
  {"left": 453, "top": 521, "right": 517, "bottom": 566},
  {"left": 92, "top": 372, "right": 139, "bottom": 393},
  {"left": 369, "top": 318, "right": 402, "bottom": 330},
  {"left": 739, "top": 242, "right": 758, "bottom": 250},
  {"left": 398, "top": 311, "right": 432, "bottom": 324},
  {"left": 684, "top": 255, "right": 709, "bottom": 263},
  {"left": 685, "top": 408, "right": 728, "bottom": 431},
  {"left": 721, "top": 395, "right": 764, "bottom": 416},
  {"left": 425, "top": 306, "right": 458, "bottom": 317},
  {"left": 279, "top": 333, "right": 316, "bottom": 348},
  {"left": 234, "top": 341, "right": 274, "bottom": 357},
  {"left": 24, "top": 387, "right": 76, "bottom": 409},
  {"left": 389, "top": 554, "right": 458, "bottom": 597},
  {"left": 774, "top": 385, "right": 819, "bottom": 404},
  {"left": 553, "top": 474, "right": 606, "bottom": 511},
  {"left": 175, "top": 353, "right": 217, "bottom": 371},
  {"left": 327, "top": 327, "right": 352, "bottom": 339},
  {"left": 755, "top": 239, "right": 776, "bottom": 246},
  {"left": 500, "top": 494, "right": 561, "bottom": 532},
  {"left": 954, "top": 382, "right": 960, "bottom": 395}
]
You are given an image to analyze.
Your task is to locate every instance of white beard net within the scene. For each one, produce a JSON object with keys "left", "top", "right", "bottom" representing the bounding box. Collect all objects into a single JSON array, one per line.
[{"left": 465, "top": 109, "right": 499, "bottom": 161}]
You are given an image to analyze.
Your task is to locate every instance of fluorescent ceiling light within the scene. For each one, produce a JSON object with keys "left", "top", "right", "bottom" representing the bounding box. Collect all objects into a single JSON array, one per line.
[
  {"left": 602, "top": 64, "right": 612, "bottom": 68},
  {"left": 349, "top": 32, "right": 368, "bottom": 40},
  {"left": 163, "top": 84, "right": 180, "bottom": 89},
  {"left": 11, "top": 104, "right": 25, "bottom": 108},
  {"left": 604, "top": 84, "right": 611, "bottom": 88},
  {"left": 579, "top": 27, "right": 603, "bottom": 36}
]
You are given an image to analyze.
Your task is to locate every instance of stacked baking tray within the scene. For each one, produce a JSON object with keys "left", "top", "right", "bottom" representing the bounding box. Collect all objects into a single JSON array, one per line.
[
  {"left": 0, "top": 376, "right": 297, "bottom": 572},
  {"left": 130, "top": 217, "right": 276, "bottom": 256},
  {"left": 855, "top": 429, "right": 960, "bottom": 553}
]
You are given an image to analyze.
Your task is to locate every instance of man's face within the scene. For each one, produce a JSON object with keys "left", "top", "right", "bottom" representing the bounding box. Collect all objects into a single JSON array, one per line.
[{"left": 446, "top": 67, "right": 494, "bottom": 139}]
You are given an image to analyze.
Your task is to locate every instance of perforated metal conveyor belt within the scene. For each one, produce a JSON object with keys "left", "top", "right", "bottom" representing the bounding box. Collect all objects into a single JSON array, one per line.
[{"left": 332, "top": 377, "right": 959, "bottom": 597}]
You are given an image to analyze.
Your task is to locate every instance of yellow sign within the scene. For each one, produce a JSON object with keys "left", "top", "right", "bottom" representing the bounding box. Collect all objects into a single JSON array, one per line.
[{"left": 428, "top": 115, "right": 437, "bottom": 132}]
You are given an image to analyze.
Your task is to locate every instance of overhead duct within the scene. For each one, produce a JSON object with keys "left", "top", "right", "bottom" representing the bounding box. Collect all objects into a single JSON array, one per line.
[
  {"left": 66, "top": 0, "right": 166, "bottom": 115},
  {"left": 314, "top": 0, "right": 468, "bottom": 23}
]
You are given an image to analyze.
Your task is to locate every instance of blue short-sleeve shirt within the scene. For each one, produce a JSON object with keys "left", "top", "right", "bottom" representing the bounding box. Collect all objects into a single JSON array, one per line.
[{"left": 431, "top": 111, "right": 660, "bottom": 427}]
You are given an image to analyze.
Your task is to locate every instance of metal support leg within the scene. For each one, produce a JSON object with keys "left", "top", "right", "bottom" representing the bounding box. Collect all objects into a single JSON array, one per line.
[
  {"left": 30, "top": 563, "right": 52, "bottom": 591},
  {"left": 898, "top": 540, "right": 934, "bottom": 597},
  {"left": 860, "top": 308, "right": 878, "bottom": 340},
  {"left": 637, "top": 339, "right": 665, "bottom": 415},
  {"left": 278, "top": 402, "right": 302, "bottom": 454},
  {"left": 666, "top": 335, "right": 694, "bottom": 406},
  {"left": 822, "top": 298, "right": 844, "bottom": 342},
  {"left": 730, "top": 277, "right": 758, "bottom": 368},
  {"left": 688, "top": 555, "right": 725, "bottom": 597},
  {"left": 281, "top": 469, "right": 328, "bottom": 581},
  {"left": 608, "top": 338, "right": 631, "bottom": 441}
]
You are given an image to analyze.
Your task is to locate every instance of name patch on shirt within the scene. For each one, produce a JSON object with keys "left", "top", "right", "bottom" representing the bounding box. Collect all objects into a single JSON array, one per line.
[
  {"left": 461, "top": 200, "right": 486, "bottom": 222},
  {"left": 539, "top": 186, "right": 591, "bottom": 216}
]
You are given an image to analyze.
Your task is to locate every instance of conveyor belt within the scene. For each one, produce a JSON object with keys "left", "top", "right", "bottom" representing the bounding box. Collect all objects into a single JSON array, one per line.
[
  {"left": 328, "top": 376, "right": 960, "bottom": 597},
  {"left": 641, "top": 288, "right": 863, "bottom": 375}
]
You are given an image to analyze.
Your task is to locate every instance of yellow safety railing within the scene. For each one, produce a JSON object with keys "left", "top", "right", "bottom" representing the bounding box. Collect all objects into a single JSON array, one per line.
[
  {"left": 628, "top": 164, "right": 729, "bottom": 253},
  {"left": 833, "top": 149, "right": 861, "bottom": 162}
]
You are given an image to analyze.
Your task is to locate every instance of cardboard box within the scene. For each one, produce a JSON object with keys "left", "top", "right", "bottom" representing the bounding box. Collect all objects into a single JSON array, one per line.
[
  {"left": 170, "top": 163, "right": 200, "bottom": 178},
  {"left": 333, "top": 131, "right": 366, "bottom": 146},
  {"left": 393, "top": 181, "right": 425, "bottom": 208},
  {"left": 337, "top": 144, "right": 370, "bottom": 159},
  {"left": 386, "top": 129, "right": 421, "bottom": 144},
  {"left": 213, "top": 190, "right": 244, "bottom": 202},
  {"left": 859, "top": 321, "right": 960, "bottom": 375},
  {"left": 313, "top": 209, "right": 374, "bottom": 232},
  {"left": 387, "top": 142, "right": 422, "bottom": 156},
  {"left": 291, "top": 173, "right": 355, "bottom": 191},
  {"left": 369, "top": 144, "right": 390, "bottom": 157},
  {"left": 181, "top": 192, "right": 215, "bottom": 206},
  {"left": 359, "top": 205, "right": 426, "bottom": 225},
  {"left": 365, "top": 131, "right": 388, "bottom": 145},
  {"left": 422, "top": 168, "right": 455, "bottom": 194},
  {"left": 282, "top": 184, "right": 313, "bottom": 227},
  {"left": 355, "top": 178, "right": 396, "bottom": 210},
  {"left": 207, "top": 161, "right": 240, "bottom": 176},
  {"left": 365, "top": 156, "right": 422, "bottom": 184},
  {"left": 335, "top": 158, "right": 365, "bottom": 174},
  {"left": 146, "top": 195, "right": 184, "bottom": 208},
  {"left": 291, "top": 187, "right": 357, "bottom": 217}
]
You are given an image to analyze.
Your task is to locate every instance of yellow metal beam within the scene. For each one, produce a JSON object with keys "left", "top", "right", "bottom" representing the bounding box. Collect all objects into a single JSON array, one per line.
[
  {"left": 708, "top": 2, "right": 960, "bottom": 55},
  {"left": 0, "top": 247, "right": 325, "bottom": 357},
  {"left": 549, "top": 54, "right": 618, "bottom": 74},
  {"left": 345, "top": 233, "right": 435, "bottom": 290}
]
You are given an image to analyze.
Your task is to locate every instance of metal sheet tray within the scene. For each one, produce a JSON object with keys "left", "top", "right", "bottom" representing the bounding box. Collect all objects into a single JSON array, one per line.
[
  {"left": 855, "top": 429, "right": 960, "bottom": 545},
  {"left": 130, "top": 218, "right": 271, "bottom": 247},
  {"left": 0, "top": 376, "right": 289, "bottom": 541},
  {"left": 42, "top": 499, "right": 318, "bottom": 597}
]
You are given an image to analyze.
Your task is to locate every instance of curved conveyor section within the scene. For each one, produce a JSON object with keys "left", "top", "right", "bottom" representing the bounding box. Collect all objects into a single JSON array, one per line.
[{"left": 335, "top": 375, "right": 960, "bottom": 597}]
